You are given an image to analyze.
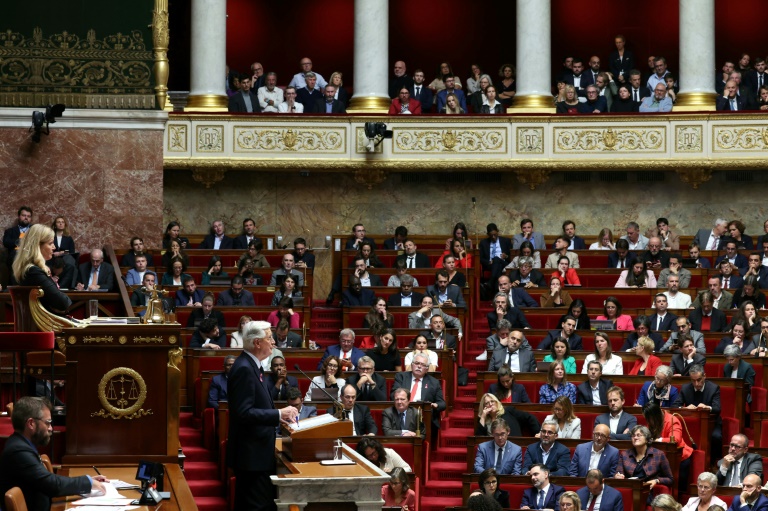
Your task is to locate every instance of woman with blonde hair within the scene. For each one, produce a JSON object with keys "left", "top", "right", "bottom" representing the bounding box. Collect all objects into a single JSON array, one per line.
[
  {"left": 589, "top": 228, "right": 615, "bottom": 250},
  {"left": 12, "top": 224, "right": 71, "bottom": 314},
  {"left": 559, "top": 491, "right": 581, "bottom": 511},
  {"left": 556, "top": 85, "right": 580, "bottom": 114},
  {"left": 475, "top": 393, "right": 506, "bottom": 435},
  {"left": 541, "top": 395, "right": 581, "bottom": 439},
  {"left": 328, "top": 71, "right": 349, "bottom": 109},
  {"left": 230, "top": 315, "right": 253, "bottom": 348},
  {"left": 651, "top": 493, "right": 682, "bottom": 511},
  {"left": 442, "top": 93, "right": 465, "bottom": 114}
]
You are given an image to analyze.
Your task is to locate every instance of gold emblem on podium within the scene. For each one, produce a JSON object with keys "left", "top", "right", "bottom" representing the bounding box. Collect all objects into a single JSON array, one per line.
[{"left": 91, "top": 367, "right": 153, "bottom": 420}]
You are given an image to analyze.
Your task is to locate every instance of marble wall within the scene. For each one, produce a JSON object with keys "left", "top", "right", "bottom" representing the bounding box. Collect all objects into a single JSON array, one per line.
[
  {"left": 0, "top": 125, "right": 165, "bottom": 256},
  {"left": 163, "top": 168, "right": 768, "bottom": 297}
]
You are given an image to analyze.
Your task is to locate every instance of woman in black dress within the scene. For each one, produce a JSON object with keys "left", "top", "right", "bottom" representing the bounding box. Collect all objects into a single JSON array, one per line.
[{"left": 13, "top": 224, "right": 71, "bottom": 314}]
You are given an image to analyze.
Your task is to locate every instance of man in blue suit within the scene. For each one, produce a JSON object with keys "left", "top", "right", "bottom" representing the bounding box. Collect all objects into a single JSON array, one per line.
[
  {"left": 576, "top": 469, "right": 624, "bottom": 511},
  {"left": 594, "top": 386, "right": 638, "bottom": 441},
  {"left": 317, "top": 329, "right": 366, "bottom": 371},
  {"left": 537, "top": 316, "right": 582, "bottom": 350},
  {"left": 411, "top": 70, "right": 433, "bottom": 113},
  {"left": 520, "top": 464, "right": 564, "bottom": 510},
  {"left": 435, "top": 76, "right": 466, "bottom": 112},
  {"left": 569, "top": 424, "right": 619, "bottom": 477},
  {"left": 717, "top": 80, "right": 749, "bottom": 111},
  {"left": 474, "top": 418, "right": 522, "bottom": 475},
  {"left": 208, "top": 355, "right": 235, "bottom": 409},
  {"left": 727, "top": 474, "right": 768, "bottom": 511},
  {"left": 227, "top": 320, "right": 299, "bottom": 511},
  {"left": 523, "top": 420, "right": 571, "bottom": 476}
]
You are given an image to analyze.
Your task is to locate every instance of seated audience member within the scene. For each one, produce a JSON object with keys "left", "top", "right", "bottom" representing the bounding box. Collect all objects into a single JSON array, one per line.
[
  {"left": 545, "top": 236, "right": 580, "bottom": 269},
  {"left": 742, "top": 252, "right": 768, "bottom": 286},
  {"left": 693, "top": 277, "right": 733, "bottom": 310},
  {"left": 363, "top": 297, "right": 394, "bottom": 329},
  {"left": 351, "top": 256, "right": 383, "bottom": 287},
  {"left": 661, "top": 316, "right": 705, "bottom": 353},
  {"left": 161, "top": 256, "right": 190, "bottom": 286},
  {"left": 365, "top": 328, "right": 401, "bottom": 372},
  {"left": 344, "top": 223, "right": 376, "bottom": 251},
  {"left": 480, "top": 223, "right": 513, "bottom": 290},
  {"left": 733, "top": 279, "right": 765, "bottom": 309},
  {"left": 538, "top": 315, "right": 582, "bottom": 351},
  {"left": 488, "top": 293, "right": 531, "bottom": 331},
  {"left": 468, "top": 72, "right": 490, "bottom": 109},
  {"left": 657, "top": 254, "right": 691, "bottom": 288},
  {"left": 651, "top": 494, "right": 683, "bottom": 511},
  {"left": 391, "top": 351, "right": 446, "bottom": 433},
  {"left": 395, "top": 239, "right": 430, "bottom": 269},
  {"left": 381, "top": 225, "right": 408, "bottom": 251},
  {"left": 715, "top": 320, "right": 754, "bottom": 354},
  {"left": 199, "top": 219, "right": 234, "bottom": 249},
  {"left": 381, "top": 467, "right": 416, "bottom": 509},
  {"left": 497, "top": 63, "right": 517, "bottom": 106},
  {"left": 716, "top": 433, "right": 763, "bottom": 487},
  {"left": 48, "top": 255, "right": 76, "bottom": 290},
  {"left": 490, "top": 366, "right": 531, "bottom": 404},
  {"left": 232, "top": 218, "right": 261, "bottom": 250},
  {"left": 291, "top": 238, "right": 314, "bottom": 269},
  {"left": 589, "top": 228, "right": 616, "bottom": 251},
  {"left": 266, "top": 356, "right": 298, "bottom": 401},
  {"left": 562, "top": 300, "right": 591, "bottom": 330},
  {"left": 346, "top": 356, "right": 387, "bottom": 401},
  {"left": 683, "top": 473, "right": 726, "bottom": 511},
  {"left": 662, "top": 274, "right": 692, "bottom": 308},
  {"left": 474, "top": 417, "right": 522, "bottom": 474},
  {"left": 724, "top": 345, "right": 755, "bottom": 403},
  {"left": 688, "top": 293, "right": 727, "bottom": 332},
  {"left": 389, "top": 60, "right": 413, "bottom": 99},
  {"left": 228, "top": 74, "right": 260, "bottom": 113},
  {"left": 578, "top": 84, "right": 608, "bottom": 113},
  {"left": 506, "top": 240, "right": 542, "bottom": 270},
  {"left": 288, "top": 387, "right": 317, "bottom": 420},
  {"left": 404, "top": 334, "right": 438, "bottom": 371},
  {"left": 523, "top": 419, "right": 571, "bottom": 475},
  {"left": 562, "top": 220, "right": 586, "bottom": 249},
  {"left": 607, "top": 238, "right": 637, "bottom": 269},
  {"left": 189, "top": 317, "right": 226, "bottom": 349},
  {"left": 257, "top": 72, "right": 283, "bottom": 112},
  {"left": 584, "top": 332, "right": 623, "bottom": 375},
  {"left": 305, "top": 355, "right": 345, "bottom": 402},
  {"left": 644, "top": 402, "right": 693, "bottom": 494},
  {"left": 644, "top": 217, "right": 680, "bottom": 252},
  {"left": 187, "top": 292, "right": 226, "bottom": 330},
  {"left": 272, "top": 319, "right": 301, "bottom": 349},
  {"left": 623, "top": 316, "right": 664, "bottom": 351},
  {"left": 541, "top": 276, "right": 573, "bottom": 307},
  {"left": 381, "top": 387, "right": 425, "bottom": 437},
  {"left": 563, "top": 58, "right": 592, "bottom": 97},
  {"left": 614, "top": 425, "right": 673, "bottom": 489},
  {"left": 594, "top": 386, "right": 637, "bottom": 441},
  {"left": 577, "top": 361, "right": 613, "bottom": 404},
  {"left": 539, "top": 362, "right": 577, "bottom": 405},
  {"left": 541, "top": 394, "right": 580, "bottom": 439},
  {"left": 207, "top": 355, "right": 235, "bottom": 409},
  {"left": 130, "top": 272, "right": 163, "bottom": 308},
  {"left": 271, "top": 274, "right": 301, "bottom": 306},
  {"left": 318, "top": 329, "right": 364, "bottom": 371},
  {"left": 750, "top": 317, "right": 768, "bottom": 356},
  {"left": 426, "top": 269, "right": 466, "bottom": 309},
  {"left": 235, "top": 257, "right": 262, "bottom": 286},
  {"left": 329, "top": 384, "right": 376, "bottom": 436},
  {"left": 519, "top": 464, "right": 565, "bottom": 509},
  {"left": 474, "top": 468, "right": 510, "bottom": 508},
  {"left": 615, "top": 260, "right": 657, "bottom": 288},
  {"left": 267, "top": 296, "right": 300, "bottom": 329},
  {"left": 694, "top": 218, "right": 730, "bottom": 250},
  {"left": 636, "top": 366, "right": 679, "bottom": 408},
  {"left": 670, "top": 335, "right": 707, "bottom": 375},
  {"left": 649, "top": 293, "right": 677, "bottom": 331},
  {"left": 621, "top": 221, "right": 650, "bottom": 250},
  {"left": 408, "top": 295, "right": 462, "bottom": 335},
  {"left": 76, "top": 249, "right": 115, "bottom": 291},
  {"left": 568, "top": 424, "right": 619, "bottom": 477},
  {"left": 509, "top": 256, "right": 546, "bottom": 290},
  {"left": 201, "top": 255, "right": 229, "bottom": 285},
  {"left": 436, "top": 75, "right": 467, "bottom": 112},
  {"left": 716, "top": 80, "right": 748, "bottom": 111},
  {"left": 687, "top": 243, "right": 712, "bottom": 270},
  {"left": 488, "top": 330, "right": 536, "bottom": 372},
  {"left": 230, "top": 315, "right": 252, "bottom": 348},
  {"left": 596, "top": 296, "right": 633, "bottom": 330},
  {"left": 726, "top": 220, "right": 753, "bottom": 250},
  {"left": 556, "top": 84, "right": 581, "bottom": 114},
  {"left": 480, "top": 85, "right": 504, "bottom": 114},
  {"left": 715, "top": 248, "right": 748, "bottom": 281},
  {"left": 550, "top": 256, "right": 581, "bottom": 287},
  {"left": 120, "top": 236, "right": 154, "bottom": 267},
  {"left": 578, "top": 469, "right": 624, "bottom": 511},
  {"left": 641, "top": 236, "right": 670, "bottom": 270},
  {"left": 162, "top": 221, "right": 189, "bottom": 250},
  {"left": 387, "top": 274, "right": 422, "bottom": 306},
  {"left": 125, "top": 254, "right": 154, "bottom": 286},
  {"left": 342, "top": 276, "right": 376, "bottom": 307},
  {"left": 357, "top": 436, "right": 412, "bottom": 472},
  {"left": 216, "top": 276, "right": 256, "bottom": 306},
  {"left": 498, "top": 275, "right": 539, "bottom": 308},
  {"left": 410, "top": 68, "right": 433, "bottom": 113},
  {"left": 277, "top": 86, "right": 303, "bottom": 113},
  {"left": 270, "top": 253, "right": 304, "bottom": 287},
  {"left": 629, "top": 336, "right": 662, "bottom": 376},
  {"left": 312, "top": 84, "right": 346, "bottom": 114},
  {"left": 175, "top": 276, "right": 204, "bottom": 307},
  {"left": 543, "top": 339, "right": 576, "bottom": 374},
  {"left": 640, "top": 83, "right": 673, "bottom": 112},
  {"left": 437, "top": 239, "right": 473, "bottom": 271},
  {"left": 161, "top": 239, "right": 189, "bottom": 270},
  {"left": 388, "top": 87, "right": 421, "bottom": 115},
  {"left": 612, "top": 84, "right": 639, "bottom": 112},
  {"left": 295, "top": 72, "right": 323, "bottom": 111}
]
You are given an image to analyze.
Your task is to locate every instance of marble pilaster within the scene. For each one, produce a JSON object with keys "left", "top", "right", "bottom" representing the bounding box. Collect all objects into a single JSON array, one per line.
[
  {"left": 676, "top": 0, "right": 717, "bottom": 110},
  {"left": 186, "top": 0, "right": 228, "bottom": 111},
  {"left": 511, "top": 0, "right": 554, "bottom": 112},
  {"left": 347, "top": 0, "right": 390, "bottom": 112}
]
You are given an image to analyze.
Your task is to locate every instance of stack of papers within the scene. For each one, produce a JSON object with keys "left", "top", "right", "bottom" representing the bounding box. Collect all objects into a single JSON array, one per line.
[{"left": 71, "top": 482, "right": 138, "bottom": 509}]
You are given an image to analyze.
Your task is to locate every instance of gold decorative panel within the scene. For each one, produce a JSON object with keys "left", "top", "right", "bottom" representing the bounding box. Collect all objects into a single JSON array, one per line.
[
  {"left": 675, "top": 125, "right": 703, "bottom": 153},
  {"left": 393, "top": 128, "right": 506, "bottom": 154},
  {"left": 516, "top": 127, "right": 544, "bottom": 154},
  {"left": 167, "top": 125, "right": 188, "bottom": 152},
  {"left": 234, "top": 127, "right": 346, "bottom": 153},
  {"left": 712, "top": 126, "right": 768, "bottom": 152},
  {"left": 553, "top": 127, "right": 666, "bottom": 153},
  {"left": 196, "top": 126, "right": 224, "bottom": 152}
]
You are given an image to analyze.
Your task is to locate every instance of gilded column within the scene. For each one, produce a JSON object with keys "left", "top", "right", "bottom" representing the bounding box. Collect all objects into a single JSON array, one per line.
[
  {"left": 185, "top": 0, "right": 228, "bottom": 111},
  {"left": 347, "top": 0, "right": 390, "bottom": 113},
  {"left": 676, "top": 0, "right": 717, "bottom": 110},
  {"left": 152, "top": 0, "right": 171, "bottom": 111},
  {"left": 511, "top": 0, "right": 554, "bottom": 113}
]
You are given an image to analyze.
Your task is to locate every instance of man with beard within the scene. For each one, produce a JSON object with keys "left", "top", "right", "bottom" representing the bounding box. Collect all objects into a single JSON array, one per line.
[{"left": 3, "top": 205, "right": 32, "bottom": 269}]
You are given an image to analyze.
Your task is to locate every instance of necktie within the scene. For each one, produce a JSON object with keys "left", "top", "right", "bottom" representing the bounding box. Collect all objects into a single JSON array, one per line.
[
  {"left": 731, "top": 461, "right": 740, "bottom": 486},
  {"left": 410, "top": 378, "right": 420, "bottom": 399},
  {"left": 506, "top": 352, "right": 512, "bottom": 366},
  {"left": 759, "top": 75, "right": 763, "bottom": 89},
  {"left": 401, "top": 411, "right": 407, "bottom": 429},
  {"left": 90, "top": 268, "right": 98, "bottom": 287},
  {"left": 495, "top": 446, "right": 504, "bottom": 472},
  {"left": 587, "top": 495, "right": 596, "bottom": 511},
  {"left": 408, "top": 256, "right": 414, "bottom": 268},
  {"left": 634, "top": 89, "right": 639, "bottom": 101},
  {"left": 537, "top": 489, "right": 545, "bottom": 509},
  {"left": 724, "top": 277, "right": 729, "bottom": 289},
  {"left": 710, "top": 237, "right": 718, "bottom": 250},
  {"left": 657, "top": 316, "right": 662, "bottom": 330},
  {"left": 416, "top": 86, "right": 421, "bottom": 95},
  {"left": 731, "top": 98, "right": 737, "bottom": 111}
]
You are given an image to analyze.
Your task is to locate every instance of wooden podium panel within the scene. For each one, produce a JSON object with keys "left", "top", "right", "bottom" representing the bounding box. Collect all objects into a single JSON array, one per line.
[{"left": 61, "top": 323, "right": 182, "bottom": 464}]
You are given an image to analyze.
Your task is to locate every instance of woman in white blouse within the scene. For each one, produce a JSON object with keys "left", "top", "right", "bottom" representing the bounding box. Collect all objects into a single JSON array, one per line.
[
  {"left": 540, "top": 395, "right": 581, "bottom": 439},
  {"left": 304, "top": 356, "right": 345, "bottom": 402},
  {"left": 681, "top": 472, "right": 726, "bottom": 511},
  {"left": 230, "top": 315, "right": 252, "bottom": 348},
  {"left": 588, "top": 228, "right": 616, "bottom": 250},
  {"left": 582, "top": 332, "right": 624, "bottom": 375}
]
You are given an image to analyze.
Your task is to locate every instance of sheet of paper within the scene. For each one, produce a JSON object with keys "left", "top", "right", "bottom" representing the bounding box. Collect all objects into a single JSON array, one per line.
[
  {"left": 72, "top": 507, "right": 139, "bottom": 511},
  {"left": 71, "top": 497, "right": 134, "bottom": 506},
  {"left": 110, "top": 480, "right": 140, "bottom": 490}
]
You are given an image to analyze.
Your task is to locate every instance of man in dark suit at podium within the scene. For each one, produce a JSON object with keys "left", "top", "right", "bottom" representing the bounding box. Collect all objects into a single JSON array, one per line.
[{"left": 228, "top": 320, "right": 298, "bottom": 511}]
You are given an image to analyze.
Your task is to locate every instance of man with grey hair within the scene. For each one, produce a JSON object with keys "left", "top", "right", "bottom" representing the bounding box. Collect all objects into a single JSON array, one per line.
[
  {"left": 724, "top": 344, "right": 756, "bottom": 404},
  {"left": 257, "top": 72, "right": 283, "bottom": 112},
  {"left": 317, "top": 328, "right": 365, "bottom": 371},
  {"left": 694, "top": 218, "right": 729, "bottom": 251},
  {"left": 507, "top": 256, "right": 546, "bottom": 288},
  {"left": 228, "top": 320, "right": 298, "bottom": 511},
  {"left": 76, "top": 248, "right": 116, "bottom": 291},
  {"left": 382, "top": 387, "right": 424, "bottom": 437},
  {"left": 345, "top": 355, "right": 387, "bottom": 401},
  {"left": 676, "top": 365, "right": 722, "bottom": 466},
  {"left": 392, "top": 352, "right": 445, "bottom": 436},
  {"left": 636, "top": 365, "right": 679, "bottom": 408},
  {"left": 620, "top": 222, "right": 649, "bottom": 250},
  {"left": 289, "top": 57, "right": 327, "bottom": 89},
  {"left": 409, "top": 295, "right": 463, "bottom": 335},
  {"left": 578, "top": 84, "right": 608, "bottom": 113},
  {"left": 522, "top": 419, "right": 571, "bottom": 476},
  {"left": 660, "top": 316, "right": 704, "bottom": 353},
  {"left": 639, "top": 83, "right": 673, "bottom": 112},
  {"left": 296, "top": 71, "right": 322, "bottom": 111},
  {"left": 387, "top": 273, "right": 424, "bottom": 306},
  {"left": 717, "top": 434, "right": 763, "bottom": 486}
]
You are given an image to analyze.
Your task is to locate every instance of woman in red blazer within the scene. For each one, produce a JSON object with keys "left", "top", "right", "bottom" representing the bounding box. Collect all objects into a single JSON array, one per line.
[
  {"left": 550, "top": 256, "right": 581, "bottom": 286},
  {"left": 628, "top": 336, "right": 662, "bottom": 376}
]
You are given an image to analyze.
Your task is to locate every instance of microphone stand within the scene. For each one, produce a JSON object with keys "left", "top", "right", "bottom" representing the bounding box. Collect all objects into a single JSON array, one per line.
[{"left": 293, "top": 364, "right": 344, "bottom": 419}]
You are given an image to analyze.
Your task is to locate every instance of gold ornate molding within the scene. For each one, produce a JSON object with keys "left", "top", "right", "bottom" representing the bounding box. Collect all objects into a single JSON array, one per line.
[
  {"left": 167, "top": 124, "right": 188, "bottom": 152},
  {"left": 515, "top": 170, "right": 551, "bottom": 190},
  {"left": 675, "top": 125, "right": 703, "bottom": 153},
  {"left": 517, "top": 127, "right": 544, "bottom": 154},
  {"left": 713, "top": 126, "right": 768, "bottom": 152},
  {"left": 676, "top": 168, "right": 713, "bottom": 189},
  {"left": 353, "top": 169, "right": 387, "bottom": 189},
  {"left": 393, "top": 128, "right": 506, "bottom": 153},
  {"left": 554, "top": 127, "right": 666, "bottom": 153},
  {"left": 92, "top": 367, "right": 153, "bottom": 420},
  {"left": 196, "top": 125, "right": 224, "bottom": 152},
  {"left": 234, "top": 127, "right": 346, "bottom": 153},
  {"left": 191, "top": 167, "right": 227, "bottom": 188},
  {"left": 167, "top": 347, "right": 183, "bottom": 370},
  {"left": 151, "top": 0, "right": 171, "bottom": 111}
]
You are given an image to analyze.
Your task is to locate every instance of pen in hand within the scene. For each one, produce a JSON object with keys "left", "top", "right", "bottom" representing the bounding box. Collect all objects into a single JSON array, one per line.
[{"left": 92, "top": 466, "right": 102, "bottom": 476}]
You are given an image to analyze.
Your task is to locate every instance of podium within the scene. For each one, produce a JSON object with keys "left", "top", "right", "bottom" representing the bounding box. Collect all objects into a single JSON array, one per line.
[{"left": 281, "top": 415, "right": 353, "bottom": 462}]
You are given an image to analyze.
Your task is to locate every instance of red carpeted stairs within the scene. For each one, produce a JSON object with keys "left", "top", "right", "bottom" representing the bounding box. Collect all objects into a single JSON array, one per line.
[{"left": 179, "top": 411, "right": 228, "bottom": 511}]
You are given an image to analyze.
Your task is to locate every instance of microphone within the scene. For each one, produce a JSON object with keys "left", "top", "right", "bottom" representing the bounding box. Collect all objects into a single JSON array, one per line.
[{"left": 293, "top": 363, "right": 344, "bottom": 414}]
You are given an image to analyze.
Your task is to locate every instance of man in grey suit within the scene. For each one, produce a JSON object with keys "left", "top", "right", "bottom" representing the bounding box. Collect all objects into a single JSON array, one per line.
[
  {"left": 287, "top": 388, "right": 317, "bottom": 420},
  {"left": 692, "top": 277, "right": 734, "bottom": 310},
  {"left": 76, "top": 249, "right": 115, "bottom": 291},
  {"left": 693, "top": 218, "right": 729, "bottom": 250},
  {"left": 717, "top": 433, "right": 763, "bottom": 486},
  {"left": 488, "top": 330, "right": 536, "bottom": 372},
  {"left": 408, "top": 296, "right": 463, "bottom": 336},
  {"left": 512, "top": 218, "right": 545, "bottom": 251},
  {"left": 382, "top": 387, "right": 425, "bottom": 437},
  {"left": 425, "top": 270, "right": 466, "bottom": 309},
  {"left": 594, "top": 386, "right": 637, "bottom": 441}
]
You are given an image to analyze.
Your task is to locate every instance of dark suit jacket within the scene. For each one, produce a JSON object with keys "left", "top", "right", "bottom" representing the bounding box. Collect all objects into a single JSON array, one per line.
[
  {"left": 607, "top": 251, "right": 638, "bottom": 268},
  {"left": 510, "top": 288, "right": 539, "bottom": 308},
  {"left": 522, "top": 441, "right": 571, "bottom": 476},
  {"left": 228, "top": 91, "right": 262, "bottom": 113},
  {"left": 479, "top": 236, "right": 513, "bottom": 269},
  {"left": 520, "top": 483, "right": 564, "bottom": 510},
  {"left": 670, "top": 353, "right": 707, "bottom": 376},
  {"left": 577, "top": 485, "right": 624, "bottom": 511},
  {"left": 609, "top": 50, "right": 635, "bottom": 81},
  {"left": 328, "top": 403, "right": 377, "bottom": 435},
  {"left": 426, "top": 284, "right": 466, "bottom": 309},
  {"left": 20, "top": 266, "right": 72, "bottom": 313},
  {"left": 273, "top": 331, "right": 303, "bottom": 348},
  {"left": 688, "top": 307, "right": 727, "bottom": 332},
  {"left": 724, "top": 360, "right": 755, "bottom": 403},
  {"left": 294, "top": 251, "right": 315, "bottom": 269},
  {"left": 538, "top": 330, "right": 583, "bottom": 351},
  {"left": 0, "top": 432, "right": 91, "bottom": 511},
  {"left": 569, "top": 442, "right": 619, "bottom": 477},
  {"left": 576, "top": 379, "right": 613, "bottom": 405},
  {"left": 189, "top": 327, "right": 227, "bottom": 348},
  {"left": 488, "top": 347, "right": 537, "bottom": 372},
  {"left": 186, "top": 308, "right": 226, "bottom": 329},
  {"left": 563, "top": 72, "right": 594, "bottom": 96},
  {"left": 120, "top": 250, "right": 154, "bottom": 268},
  {"left": 2, "top": 225, "right": 22, "bottom": 261},
  {"left": 199, "top": 234, "right": 234, "bottom": 250},
  {"left": 216, "top": 289, "right": 255, "bottom": 306},
  {"left": 317, "top": 345, "right": 366, "bottom": 371},
  {"left": 345, "top": 372, "right": 387, "bottom": 401},
  {"left": 648, "top": 312, "right": 678, "bottom": 332},
  {"left": 717, "top": 452, "right": 764, "bottom": 485},
  {"left": 391, "top": 372, "right": 446, "bottom": 428},
  {"left": 394, "top": 252, "right": 430, "bottom": 268},
  {"left": 296, "top": 87, "right": 323, "bottom": 110},
  {"left": 577, "top": 97, "right": 608, "bottom": 113},
  {"left": 233, "top": 235, "right": 262, "bottom": 250},
  {"left": 175, "top": 288, "right": 205, "bottom": 307},
  {"left": 727, "top": 494, "right": 768, "bottom": 511},
  {"left": 715, "top": 253, "right": 748, "bottom": 272},
  {"left": 387, "top": 292, "right": 425, "bottom": 307},
  {"left": 381, "top": 406, "right": 425, "bottom": 437},
  {"left": 621, "top": 331, "right": 664, "bottom": 352},
  {"left": 488, "top": 383, "right": 531, "bottom": 403},
  {"left": 628, "top": 86, "right": 651, "bottom": 102},
  {"left": 508, "top": 269, "right": 546, "bottom": 288},
  {"left": 311, "top": 98, "right": 347, "bottom": 114},
  {"left": 594, "top": 411, "right": 638, "bottom": 441},
  {"left": 344, "top": 236, "right": 377, "bottom": 251},
  {"left": 342, "top": 288, "right": 377, "bottom": 307},
  {"left": 207, "top": 373, "right": 229, "bottom": 409},
  {"left": 53, "top": 235, "right": 76, "bottom": 255},
  {"left": 716, "top": 95, "right": 749, "bottom": 111},
  {"left": 266, "top": 374, "right": 299, "bottom": 401},
  {"left": 420, "top": 330, "right": 457, "bottom": 350},
  {"left": 227, "top": 352, "right": 279, "bottom": 472},
  {"left": 676, "top": 380, "right": 721, "bottom": 425},
  {"left": 76, "top": 261, "right": 116, "bottom": 291},
  {"left": 487, "top": 309, "right": 531, "bottom": 330}
]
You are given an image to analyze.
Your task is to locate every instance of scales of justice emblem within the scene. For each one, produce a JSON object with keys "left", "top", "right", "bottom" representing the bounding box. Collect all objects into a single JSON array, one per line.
[{"left": 91, "top": 367, "right": 154, "bottom": 419}]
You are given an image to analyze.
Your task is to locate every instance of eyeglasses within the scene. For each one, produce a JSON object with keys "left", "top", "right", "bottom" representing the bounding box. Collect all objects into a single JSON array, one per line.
[
  {"left": 327, "top": 364, "right": 339, "bottom": 369},
  {"left": 358, "top": 367, "right": 373, "bottom": 372},
  {"left": 593, "top": 432, "right": 609, "bottom": 439},
  {"left": 540, "top": 430, "right": 557, "bottom": 436},
  {"left": 484, "top": 480, "right": 498, "bottom": 486},
  {"left": 412, "top": 362, "right": 426, "bottom": 368},
  {"left": 730, "top": 443, "right": 747, "bottom": 449}
]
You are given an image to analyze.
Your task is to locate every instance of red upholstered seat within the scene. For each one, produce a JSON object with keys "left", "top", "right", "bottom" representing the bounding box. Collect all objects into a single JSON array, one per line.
[{"left": 0, "top": 331, "right": 55, "bottom": 350}]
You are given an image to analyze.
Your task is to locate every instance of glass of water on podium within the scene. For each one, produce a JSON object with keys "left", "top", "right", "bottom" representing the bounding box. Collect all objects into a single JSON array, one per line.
[
  {"left": 88, "top": 299, "right": 98, "bottom": 319},
  {"left": 333, "top": 439, "right": 343, "bottom": 460}
]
